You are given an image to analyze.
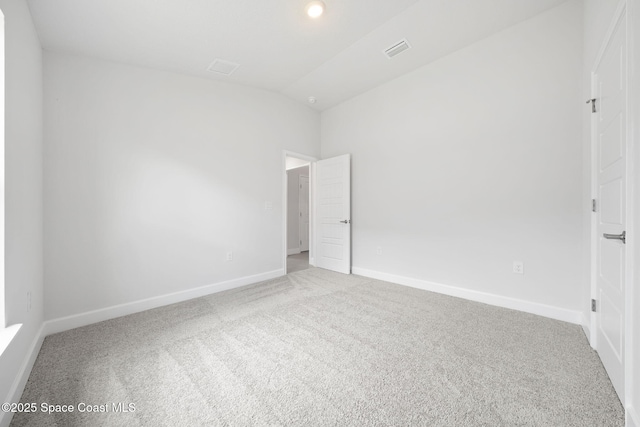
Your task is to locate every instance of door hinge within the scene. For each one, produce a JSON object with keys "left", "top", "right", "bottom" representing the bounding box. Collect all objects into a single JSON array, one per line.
[
  {"left": 592, "top": 199, "right": 596, "bottom": 212},
  {"left": 586, "top": 98, "right": 597, "bottom": 113},
  {"left": 591, "top": 299, "right": 596, "bottom": 312},
  {"left": 300, "top": 240, "right": 302, "bottom": 245}
]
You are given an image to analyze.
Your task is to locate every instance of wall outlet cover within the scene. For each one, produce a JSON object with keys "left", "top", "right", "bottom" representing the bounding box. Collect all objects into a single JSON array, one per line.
[{"left": 513, "top": 261, "right": 524, "bottom": 274}]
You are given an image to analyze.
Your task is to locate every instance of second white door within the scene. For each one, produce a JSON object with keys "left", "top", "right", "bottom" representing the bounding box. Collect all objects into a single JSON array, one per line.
[{"left": 316, "top": 154, "right": 351, "bottom": 274}]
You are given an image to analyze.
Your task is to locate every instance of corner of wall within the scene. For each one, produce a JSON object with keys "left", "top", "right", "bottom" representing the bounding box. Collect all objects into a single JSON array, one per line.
[{"left": 0, "top": 0, "right": 45, "bottom": 421}]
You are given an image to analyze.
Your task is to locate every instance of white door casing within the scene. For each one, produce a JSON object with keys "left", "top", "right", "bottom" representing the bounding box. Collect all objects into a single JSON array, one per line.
[
  {"left": 316, "top": 154, "right": 351, "bottom": 274},
  {"left": 283, "top": 151, "right": 317, "bottom": 273},
  {"left": 299, "top": 175, "right": 310, "bottom": 252},
  {"left": 592, "top": 11, "right": 627, "bottom": 402}
]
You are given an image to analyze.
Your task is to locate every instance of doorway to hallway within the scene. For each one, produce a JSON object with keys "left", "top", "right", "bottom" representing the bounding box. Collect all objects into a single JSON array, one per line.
[{"left": 283, "top": 152, "right": 315, "bottom": 275}]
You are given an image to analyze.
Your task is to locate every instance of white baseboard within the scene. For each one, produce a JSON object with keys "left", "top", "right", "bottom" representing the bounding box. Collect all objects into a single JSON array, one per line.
[
  {"left": 580, "top": 312, "right": 591, "bottom": 343},
  {"left": 628, "top": 406, "right": 640, "bottom": 427},
  {"left": 0, "top": 324, "right": 45, "bottom": 427},
  {"left": 352, "top": 267, "right": 582, "bottom": 325},
  {"left": 43, "top": 269, "right": 285, "bottom": 336},
  {"left": 287, "top": 248, "right": 301, "bottom": 255}
]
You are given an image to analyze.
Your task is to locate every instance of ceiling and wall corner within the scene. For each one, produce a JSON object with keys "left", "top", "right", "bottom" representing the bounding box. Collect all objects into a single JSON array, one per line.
[{"left": 27, "top": 0, "right": 568, "bottom": 111}]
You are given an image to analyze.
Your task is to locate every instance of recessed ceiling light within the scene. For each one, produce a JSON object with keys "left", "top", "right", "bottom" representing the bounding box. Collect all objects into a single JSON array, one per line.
[
  {"left": 305, "top": 1, "right": 325, "bottom": 18},
  {"left": 308, "top": 96, "right": 317, "bottom": 104}
]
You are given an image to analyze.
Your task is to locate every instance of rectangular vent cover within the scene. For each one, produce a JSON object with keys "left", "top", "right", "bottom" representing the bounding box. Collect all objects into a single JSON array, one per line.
[
  {"left": 207, "top": 59, "right": 240, "bottom": 76},
  {"left": 383, "top": 39, "right": 411, "bottom": 59}
]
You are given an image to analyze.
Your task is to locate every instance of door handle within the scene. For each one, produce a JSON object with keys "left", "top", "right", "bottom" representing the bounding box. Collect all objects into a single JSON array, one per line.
[
  {"left": 339, "top": 220, "right": 351, "bottom": 224},
  {"left": 603, "top": 231, "right": 626, "bottom": 244}
]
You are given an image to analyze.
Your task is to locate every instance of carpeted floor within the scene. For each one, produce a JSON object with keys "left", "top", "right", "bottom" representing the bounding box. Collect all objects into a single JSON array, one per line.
[
  {"left": 11, "top": 268, "right": 623, "bottom": 426},
  {"left": 287, "top": 252, "right": 310, "bottom": 274}
]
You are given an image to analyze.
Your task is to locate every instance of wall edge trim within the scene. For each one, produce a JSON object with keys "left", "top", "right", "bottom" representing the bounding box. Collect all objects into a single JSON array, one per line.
[
  {"left": 0, "top": 324, "right": 46, "bottom": 427},
  {"left": 352, "top": 266, "right": 582, "bottom": 324},
  {"left": 43, "top": 269, "right": 285, "bottom": 336}
]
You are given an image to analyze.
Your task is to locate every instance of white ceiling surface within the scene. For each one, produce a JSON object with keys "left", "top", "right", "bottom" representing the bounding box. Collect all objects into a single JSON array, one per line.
[{"left": 28, "top": 0, "right": 567, "bottom": 111}]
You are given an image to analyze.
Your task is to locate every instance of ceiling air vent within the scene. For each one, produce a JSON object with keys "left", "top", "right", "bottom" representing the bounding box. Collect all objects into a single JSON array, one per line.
[
  {"left": 206, "top": 59, "right": 240, "bottom": 76},
  {"left": 383, "top": 39, "right": 411, "bottom": 59}
]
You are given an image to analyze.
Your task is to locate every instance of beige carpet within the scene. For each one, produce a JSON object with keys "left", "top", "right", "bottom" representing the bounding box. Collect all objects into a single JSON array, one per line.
[
  {"left": 11, "top": 268, "right": 623, "bottom": 426},
  {"left": 287, "top": 251, "right": 310, "bottom": 274}
]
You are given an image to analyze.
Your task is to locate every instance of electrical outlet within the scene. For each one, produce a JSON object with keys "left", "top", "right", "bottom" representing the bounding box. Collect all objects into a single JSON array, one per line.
[
  {"left": 513, "top": 261, "right": 524, "bottom": 275},
  {"left": 226, "top": 251, "right": 233, "bottom": 261},
  {"left": 376, "top": 247, "right": 382, "bottom": 255},
  {"left": 27, "top": 291, "right": 31, "bottom": 313},
  {"left": 264, "top": 201, "right": 273, "bottom": 211}
]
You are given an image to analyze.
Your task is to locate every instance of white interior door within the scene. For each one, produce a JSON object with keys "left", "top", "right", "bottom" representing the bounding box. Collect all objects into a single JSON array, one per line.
[
  {"left": 299, "top": 175, "right": 309, "bottom": 252},
  {"left": 316, "top": 154, "right": 351, "bottom": 274},
  {"left": 593, "top": 15, "right": 626, "bottom": 402}
]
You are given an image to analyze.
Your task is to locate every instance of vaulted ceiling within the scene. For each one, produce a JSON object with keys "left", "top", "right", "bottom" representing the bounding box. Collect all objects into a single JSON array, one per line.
[{"left": 27, "top": 0, "right": 568, "bottom": 110}]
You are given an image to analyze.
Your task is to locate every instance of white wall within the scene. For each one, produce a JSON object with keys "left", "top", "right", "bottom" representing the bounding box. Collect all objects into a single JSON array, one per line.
[
  {"left": 43, "top": 52, "right": 319, "bottom": 320},
  {"left": 0, "top": 0, "right": 44, "bottom": 423},
  {"left": 321, "top": 1, "right": 583, "bottom": 315},
  {"left": 287, "top": 165, "right": 309, "bottom": 254}
]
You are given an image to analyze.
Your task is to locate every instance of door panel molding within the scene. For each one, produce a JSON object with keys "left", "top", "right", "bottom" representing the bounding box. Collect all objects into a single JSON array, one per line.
[{"left": 315, "top": 154, "right": 351, "bottom": 274}]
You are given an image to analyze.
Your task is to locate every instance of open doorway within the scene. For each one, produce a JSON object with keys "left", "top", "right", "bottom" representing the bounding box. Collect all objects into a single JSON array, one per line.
[
  {"left": 283, "top": 152, "right": 315, "bottom": 274},
  {"left": 286, "top": 158, "right": 310, "bottom": 273},
  {"left": 282, "top": 151, "right": 351, "bottom": 276}
]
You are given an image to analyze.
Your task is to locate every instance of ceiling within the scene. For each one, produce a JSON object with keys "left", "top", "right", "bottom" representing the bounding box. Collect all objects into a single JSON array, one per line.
[{"left": 27, "top": 0, "right": 568, "bottom": 111}]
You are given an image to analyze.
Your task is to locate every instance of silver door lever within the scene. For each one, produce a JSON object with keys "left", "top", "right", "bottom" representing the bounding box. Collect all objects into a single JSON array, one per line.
[
  {"left": 339, "top": 220, "right": 350, "bottom": 224},
  {"left": 603, "top": 231, "right": 626, "bottom": 244}
]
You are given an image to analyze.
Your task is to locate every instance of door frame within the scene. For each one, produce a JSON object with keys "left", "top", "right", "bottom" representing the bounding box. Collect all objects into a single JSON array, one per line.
[
  {"left": 588, "top": 0, "right": 635, "bottom": 413},
  {"left": 283, "top": 150, "right": 317, "bottom": 273}
]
